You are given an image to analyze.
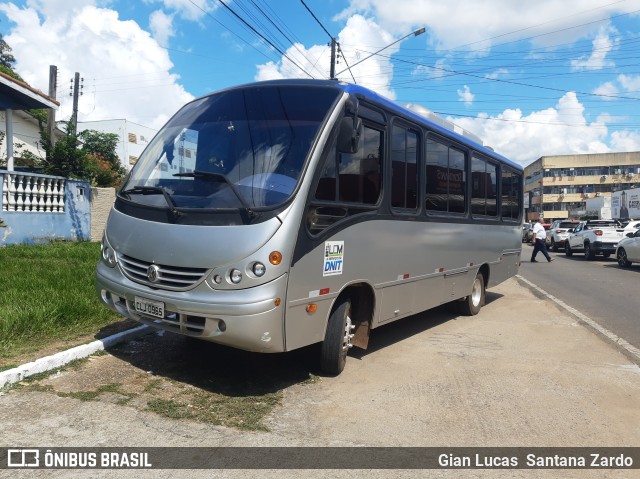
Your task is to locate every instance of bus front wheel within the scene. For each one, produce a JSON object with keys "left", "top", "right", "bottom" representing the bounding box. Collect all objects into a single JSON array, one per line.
[
  {"left": 459, "top": 272, "right": 485, "bottom": 316},
  {"left": 320, "top": 296, "right": 353, "bottom": 375}
]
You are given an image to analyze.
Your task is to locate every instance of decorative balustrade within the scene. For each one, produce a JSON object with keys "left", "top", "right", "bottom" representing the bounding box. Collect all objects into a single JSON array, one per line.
[{"left": 1, "top": 172, "right": 65, "bottom": 213}]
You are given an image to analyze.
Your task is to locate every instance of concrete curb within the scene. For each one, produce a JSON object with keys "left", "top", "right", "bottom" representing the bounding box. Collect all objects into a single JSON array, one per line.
[
  {"left": 0, "top": 325, "right": 149, "bottom": 390},
  {"left": 516, "top": 274, "right": 640, "bottom": 365}
]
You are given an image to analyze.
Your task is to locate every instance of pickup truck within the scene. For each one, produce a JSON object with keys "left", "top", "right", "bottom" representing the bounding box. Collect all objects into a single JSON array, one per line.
[{"left": 565, "top": 220, "right": 626, "bottom": 260}]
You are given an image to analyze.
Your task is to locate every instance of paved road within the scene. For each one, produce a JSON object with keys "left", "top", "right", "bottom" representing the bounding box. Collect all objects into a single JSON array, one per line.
[
  {"left": 518, "top": 242, "right": 640, "bottom": 352},
  {"left": 1, "top": 277, "right": 640, "bottom": 478}
]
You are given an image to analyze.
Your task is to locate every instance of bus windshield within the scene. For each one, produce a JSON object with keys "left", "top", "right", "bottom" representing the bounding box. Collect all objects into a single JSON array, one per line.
[{"left": 122, "top": 85, "right": 340, "bottom": 210}]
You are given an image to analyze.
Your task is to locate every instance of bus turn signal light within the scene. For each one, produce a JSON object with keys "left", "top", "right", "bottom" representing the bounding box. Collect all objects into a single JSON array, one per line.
[
  {"left": 269, "top": 251, "right": 283, "bottom": 265},
  {"left": 306, "top": 303, "right": 318, "bottom": 314}
]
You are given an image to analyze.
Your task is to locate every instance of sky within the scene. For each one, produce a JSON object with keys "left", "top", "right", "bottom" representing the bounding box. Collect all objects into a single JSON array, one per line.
[{"left": 1, "top": 0, "right": 640, "bottom": 166}]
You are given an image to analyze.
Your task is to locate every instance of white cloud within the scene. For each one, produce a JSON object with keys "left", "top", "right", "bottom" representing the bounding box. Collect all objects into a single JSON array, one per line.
[
  {"left": 457, "top": 85, "right": 474, "bottom": 106},
  {"left": 571, "top": 26, "right": 618, "bottom": 71},
  {"left": 617, "top": 74, "right": 640, "bottom": 92},
  {"left": 148, "top": 0, "right": 217, "bottom": 22},
  {"left": 23, "top": 0, "right": 96, "bottom": 20},
  {"left": 339, "top": 0, "right": 638, "bottom": 50},
  {"left": 593, "top": 81, "right": 618, "bottom": 100},
  {"left": 451, "top": 92, "right": 610, "bottom": 166},
  {"left": 149, "top": 10, "right": 175, "bottom": 47},
  {"left": 485, "top": 68, "right": 509, "bottom": 80},
  {"left": 255, "top": 43, "right": 331, "bottom": 82},
  {"left": 610, "top": 130, "right": 640, "bottom": 151},
  {"left": 0, "top": 2, "right": 193, "bottom": 129},
  {"left": 412, "top": 58, "right": 451, "bottom": 80},
  {"left": 255, "top": 15, "right": 398, "bottom": 100}
]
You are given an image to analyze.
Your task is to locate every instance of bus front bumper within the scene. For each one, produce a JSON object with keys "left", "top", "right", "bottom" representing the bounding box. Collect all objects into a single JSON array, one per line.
[{"left": 96, "top": 264, "right": 288, "bottom": 353}]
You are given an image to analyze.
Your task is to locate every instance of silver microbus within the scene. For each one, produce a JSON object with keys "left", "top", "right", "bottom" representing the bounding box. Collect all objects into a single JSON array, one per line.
[{"left": 97, "top": 80, "right": 523, "bottom": 374}]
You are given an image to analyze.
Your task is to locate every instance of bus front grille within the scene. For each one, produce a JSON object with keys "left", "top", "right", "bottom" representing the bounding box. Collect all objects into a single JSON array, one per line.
[{"left": 118, "top": 254, "right": 208, "bottom": 291}]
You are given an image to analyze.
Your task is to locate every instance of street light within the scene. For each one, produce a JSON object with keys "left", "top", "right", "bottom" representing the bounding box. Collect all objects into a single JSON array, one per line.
[{"left": 334, "top": 27, "right": 426, "bottom": 78}]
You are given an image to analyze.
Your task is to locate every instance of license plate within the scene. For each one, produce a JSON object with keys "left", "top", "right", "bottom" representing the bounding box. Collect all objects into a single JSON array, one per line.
[{"left": 134, "top": 296, "right": 165, "bottom": 319}]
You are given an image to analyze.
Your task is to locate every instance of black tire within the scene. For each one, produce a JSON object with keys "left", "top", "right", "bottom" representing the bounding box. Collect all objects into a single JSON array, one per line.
[
  {"left": 551, "top": 239, "right": 558, "bottom": 252},
  {"left": 584, "top": 242, "right": 595, "bottom": 260},
  {"left": 617, "top": 248, "right": 632, "bottom": 268},
  {"left": 602, "top": 253, "right": 611, "bottom": 259},
  {"left": 565, "top": 242, "right": 573, "bottom": 257},
  {"left": 458, "top": 272, "right": 485, "bottom": 316},
  {"left": 320, "top": 296, "right": 353, "bottom": 375}
]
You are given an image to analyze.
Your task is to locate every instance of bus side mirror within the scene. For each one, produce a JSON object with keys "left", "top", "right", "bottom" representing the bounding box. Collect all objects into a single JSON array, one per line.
[{"left": 337, "top": 117, "right": 362, "bottom": 154}]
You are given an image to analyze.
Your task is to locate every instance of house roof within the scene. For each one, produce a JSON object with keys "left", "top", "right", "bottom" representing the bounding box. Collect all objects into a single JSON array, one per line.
[{"left": 0, "top": 71, "right": 59, "bottom": 110}]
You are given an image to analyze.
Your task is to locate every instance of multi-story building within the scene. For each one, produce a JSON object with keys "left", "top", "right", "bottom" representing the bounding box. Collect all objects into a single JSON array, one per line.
[
  {"left": 77, "top": 119, "right": 157, "bottom": 171},
  {"left": 524, "top": 152, "right": 640, "bottom": 221}
]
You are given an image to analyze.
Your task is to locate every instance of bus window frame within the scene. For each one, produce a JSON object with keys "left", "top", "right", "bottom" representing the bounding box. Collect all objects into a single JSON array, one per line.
[
  {"left": 389, "top": 118, "right": 422, "bottom": 216},
  {"left": 305, "top": 114, "right": 386, "bottom": 238},
  {"left": 470, "top": 152, "right": 500, "bottom": 221},
  {"left": 424, "top": 132, "right": 469, "bottom": 219},
  {"left": 500, "top": 163, "right": 523, "bottom": 223}
]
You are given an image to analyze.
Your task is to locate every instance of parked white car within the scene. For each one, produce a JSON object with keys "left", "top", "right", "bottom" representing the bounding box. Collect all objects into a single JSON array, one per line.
[
  {"left": 622, "top": 220, "right": 640, "bottom": 234},
  {"left": 546, "top": 219, "right": 579, "bottom": 252},
  {"left": 616, "top": 229, "right": 640, "bottom": 267},
  {"left": 565, "top": 219, "right": 625, "bottom": 260}
]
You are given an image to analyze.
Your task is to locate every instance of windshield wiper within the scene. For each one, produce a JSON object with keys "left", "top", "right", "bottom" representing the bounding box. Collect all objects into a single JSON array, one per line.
[
  {"left": 120, "top": 185, "right": 184, "bottom": 219},
  {"left": 173, "top": 170, "right": 258, "bottom": 222}
]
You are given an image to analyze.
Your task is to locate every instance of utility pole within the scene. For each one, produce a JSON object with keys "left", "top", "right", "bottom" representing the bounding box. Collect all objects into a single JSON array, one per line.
[
  {"left": 330, "top": 38, "right": 336, "bottom": 80},
  {"left": 47, "top": 65, "right": 57, "bottom": 146},
  {"left": 69, "top": 72, "right": 83, "bottom": 135}
]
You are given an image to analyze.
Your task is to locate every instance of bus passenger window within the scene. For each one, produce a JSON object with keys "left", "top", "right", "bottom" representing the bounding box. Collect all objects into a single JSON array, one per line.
[
  {"left": 391, "top": 125, "right": 418, "bottom": 210},
  {"left": 314, "top": 125, "right": 382, "bottom": 205},
  {"left": 471, "top": 155, "right": 498, "bottom": 217},
  {"left": 426, "top": 138, "right": 467, "bottom": 214},
  {"left": 501, "top": 167, "right": 522, "bottom": 221}
]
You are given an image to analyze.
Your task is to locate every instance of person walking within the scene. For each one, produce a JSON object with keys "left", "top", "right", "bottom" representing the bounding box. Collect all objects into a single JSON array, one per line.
[{"left": 530, "top": 217, "right": 553, "bottom": 263}]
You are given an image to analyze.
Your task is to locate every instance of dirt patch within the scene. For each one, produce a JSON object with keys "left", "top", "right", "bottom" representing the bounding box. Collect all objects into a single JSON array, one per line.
[{"left": 13, "top": 331, "right": 320, "bottom": 431}]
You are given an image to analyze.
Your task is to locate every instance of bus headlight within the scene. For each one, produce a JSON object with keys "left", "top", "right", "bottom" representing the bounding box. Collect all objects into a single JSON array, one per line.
[
  {"left": 101, "top": 243, "right": 117, "bottom": 268},
  {"left": 252, "top": 262, "right": 266, "bottom": 277},
  {"left": 229, "top": 269, "right": 243, "bottom": 284}
]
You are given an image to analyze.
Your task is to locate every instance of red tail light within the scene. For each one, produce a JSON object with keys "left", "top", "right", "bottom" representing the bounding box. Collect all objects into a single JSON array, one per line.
[{"left": 595, "top": 230, "right": 603, "bottom": 236}]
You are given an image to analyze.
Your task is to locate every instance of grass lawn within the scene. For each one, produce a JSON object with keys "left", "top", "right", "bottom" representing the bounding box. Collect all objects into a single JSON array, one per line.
[{"left": 0, "top": 241, "right": 125, "bottom": 364}]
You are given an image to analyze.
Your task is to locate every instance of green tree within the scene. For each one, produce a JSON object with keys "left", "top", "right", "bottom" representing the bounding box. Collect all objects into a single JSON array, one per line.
[
  {"left": 79, "top": 130, "right": 127, "bottom": 187},
  {"left": 39, "top": 122, "right": 88, "bottom": 178},
  {"left": 39, "top": 123, "right": 126, "bottom": 187},
  {"left": 0, "top": 31, "right": 16, "bottom": 69}
]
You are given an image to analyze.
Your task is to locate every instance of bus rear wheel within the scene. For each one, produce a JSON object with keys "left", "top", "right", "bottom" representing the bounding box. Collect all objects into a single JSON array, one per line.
[
  {"left": 320, "top": 296, "right": 353, "bottom": 375},
  {"left": 459, "top": 272, "right": 485, "bottom": 316}
]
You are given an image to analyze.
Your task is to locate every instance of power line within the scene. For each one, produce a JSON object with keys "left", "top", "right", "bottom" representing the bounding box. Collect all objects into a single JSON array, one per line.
[
  {"left": 361, "top": 49, "right": 640, "bottom": 102},
  {"left": 300, "top": 0, "right": 333, "bottom": 40},
  {"left": 214, "top": 0, "right": 314, "bottom": 78},
  {"left": 186, "top": 0, "right": 279, "bottom": 64},
  {"left": 248, "top": 0, "right": 326, "bottom": 78},
  {"left": 450, "top": 0, "right": 634, "bottom": 51}
]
